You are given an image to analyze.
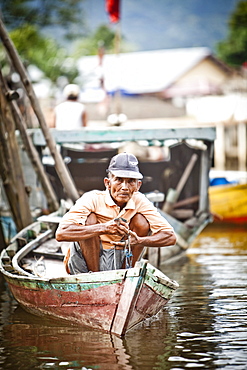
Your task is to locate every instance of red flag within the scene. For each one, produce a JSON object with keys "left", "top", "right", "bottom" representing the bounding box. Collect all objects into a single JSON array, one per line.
[{"left": 105, "top": 0, "right": 120, "bottom": 23}]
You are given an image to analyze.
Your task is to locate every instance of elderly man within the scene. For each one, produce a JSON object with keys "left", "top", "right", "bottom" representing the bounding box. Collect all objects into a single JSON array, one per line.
[{"left": 56, "top": 152, "right": 177, "bottom": 274}]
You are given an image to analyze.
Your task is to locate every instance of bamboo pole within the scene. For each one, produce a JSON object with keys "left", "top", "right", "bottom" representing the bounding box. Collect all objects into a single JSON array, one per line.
[
  {"left": 0, "top": 68, "right": 59, "bottom": 212},
  {"left": 0, "top": 18, "right": 79, "bottom": 202}
]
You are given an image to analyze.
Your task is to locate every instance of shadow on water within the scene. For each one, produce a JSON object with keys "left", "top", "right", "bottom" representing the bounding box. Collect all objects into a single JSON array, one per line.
[{"left": 0, "top": 223, "right": 247, "bottom": 370}]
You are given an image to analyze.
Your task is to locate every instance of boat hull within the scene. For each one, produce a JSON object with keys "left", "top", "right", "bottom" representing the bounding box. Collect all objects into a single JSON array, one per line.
[
  {"left": 2, "top": 261, "right": 177, "bottom": 336},
  {"left": 209, "top": 183, "right": 247, "bottom": 224}
]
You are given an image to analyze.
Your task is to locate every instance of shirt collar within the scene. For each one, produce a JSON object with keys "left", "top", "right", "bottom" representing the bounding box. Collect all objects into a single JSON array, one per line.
[{"left": 105, "top": 190, "right": 136, "bottom": 210}]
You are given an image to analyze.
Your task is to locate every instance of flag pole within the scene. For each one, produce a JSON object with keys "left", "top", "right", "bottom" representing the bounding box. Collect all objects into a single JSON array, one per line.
[
  {"left": 114, "top": 20, "right": 122, "bottom": 119},
  {"left": 105, "top": 0, "right": 123, "bottom": 124}
]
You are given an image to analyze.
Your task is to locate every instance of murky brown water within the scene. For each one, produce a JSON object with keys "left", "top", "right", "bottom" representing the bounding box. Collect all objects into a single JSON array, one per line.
[{"left": 0, "top": 223, "right": 247, "bottom": 370}]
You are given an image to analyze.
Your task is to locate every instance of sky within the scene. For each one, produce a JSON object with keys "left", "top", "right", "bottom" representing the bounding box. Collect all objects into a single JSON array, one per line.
[{"left": 82, "top": 0, "right": 240, "bottom": 52}]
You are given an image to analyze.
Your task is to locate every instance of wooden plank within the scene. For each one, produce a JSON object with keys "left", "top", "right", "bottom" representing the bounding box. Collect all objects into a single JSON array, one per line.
[
  {"left": 198, "top": 147, "right": 210, "bottom": 213},
  {"left": 173, "top": 195, "right": 199, "bottom": 208},
  {"left": 111, "top": 262, "right": 147, "bottom": 336},
  {"left": 31, "top": 127, "right": 216, "bottom": 146},
  {"left": 170, "top": 209, "right": 194, "bottom": 219}
]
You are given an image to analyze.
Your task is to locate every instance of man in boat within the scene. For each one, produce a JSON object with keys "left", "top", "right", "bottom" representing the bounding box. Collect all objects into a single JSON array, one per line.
[{"left": 56, "top": 152, "right": 177, "bottom": 274}]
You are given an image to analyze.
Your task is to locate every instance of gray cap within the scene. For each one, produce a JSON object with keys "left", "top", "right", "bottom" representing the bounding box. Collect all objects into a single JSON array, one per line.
[{"left": 107, "top": 152, "right": 143, "bottom": 179}]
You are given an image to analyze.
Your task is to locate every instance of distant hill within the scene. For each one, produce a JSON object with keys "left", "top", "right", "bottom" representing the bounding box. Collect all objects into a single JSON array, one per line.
[{"left": 82, "top": 0, "right": 240, "bottom": 52}]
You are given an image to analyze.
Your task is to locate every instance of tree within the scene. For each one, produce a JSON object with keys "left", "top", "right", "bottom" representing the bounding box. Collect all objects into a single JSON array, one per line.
[
  {"left": 72, "top": 25, "right": 117, "bottom": 58},
  {"left": 216, "top": 1, "right": 247, "bottom": 68},
  {"left": 72, "top": 24, "right": 133, "bottom": 59},
  {"left": 0, "top": 0, "right": 87, "bottom": 84},
  {"left": 9, "top": 24, "right": 78, "bottom": 83},
  {"left": 0, "top": 0, "right": 86, "bottom": 40}
]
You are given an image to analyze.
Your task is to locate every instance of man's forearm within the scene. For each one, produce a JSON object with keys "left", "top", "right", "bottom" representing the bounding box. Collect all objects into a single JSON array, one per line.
[
  {"left": 56, "top": 223, "right": 104, "bottom": 242},
  {"left": 135, "top": 230, "right": 177, "bottom": 248}
]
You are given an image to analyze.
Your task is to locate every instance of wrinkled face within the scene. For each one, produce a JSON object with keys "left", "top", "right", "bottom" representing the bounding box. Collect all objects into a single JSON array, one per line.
[{"left": 104, "top": 174, "right": 142, "bottom": 208}]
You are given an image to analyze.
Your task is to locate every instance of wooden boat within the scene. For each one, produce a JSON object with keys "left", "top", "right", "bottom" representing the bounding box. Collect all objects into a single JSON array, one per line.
[
  {"left": 0, "top": 216, "right": 179, "bottom": 336},
  {"left": 209, "top": 182, "right": 247, "bottom": 224}
]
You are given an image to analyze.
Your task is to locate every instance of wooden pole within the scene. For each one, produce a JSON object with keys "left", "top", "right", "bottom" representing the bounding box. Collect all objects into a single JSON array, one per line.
[
  {"left": 215, "top": 122, "right": 225, "bottom": 170},
  {"left": 0, "top": 89, "right": 33, "bottom": 230},
  {"left": 0, "top": 218, "right": 7, "bottom": 250},
  {"left": 0, "top": 67, "right": 59, "bottom": 212},
  {"left": 0, "top": 18, "right": 79, "bottom": 202},
  {"left": 237, "top": 122, "right": 247, "bottom": 171},
  {"left": 11, "top": 101, "right": 59, "bottom": 211},
  {"left": 162, "top": 153, "right": 198, "bottom": 214},
  {"left": 0, "top": 138, "right": 24, "bottom": 231}
]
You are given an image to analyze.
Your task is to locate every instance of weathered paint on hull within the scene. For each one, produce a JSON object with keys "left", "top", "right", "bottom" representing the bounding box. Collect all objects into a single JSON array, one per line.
[
  {"left": 4, "top": 266, "right": 173, "bottom": 335},
  {"left": 7, "top": 278, "right": 124, "bottom": 332},
  {"left": 1, "top": 244, "right": 178, "bottom": 336},
  {"left": 127, "top": 284, "right": 168, "bottom": 331}
]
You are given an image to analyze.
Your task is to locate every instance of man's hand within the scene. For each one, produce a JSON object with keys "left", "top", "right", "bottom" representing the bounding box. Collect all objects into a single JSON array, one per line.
[
  {"left": 110, "top": 229, "right": 141, "bottom": 249},
  {"left": 105, "top": 217, "right": 129, "bottom": 238},
  {"left": 128, "top": 230, "right": 140, "bottom": 246}
]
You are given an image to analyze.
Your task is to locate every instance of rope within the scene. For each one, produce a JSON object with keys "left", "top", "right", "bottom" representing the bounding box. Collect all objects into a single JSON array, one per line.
[
  {"left": 124, "top": 234, "right": 133, "bottom": 269},
  {"left": 112, "top": 229, "right": 133, "bottom": 269}
]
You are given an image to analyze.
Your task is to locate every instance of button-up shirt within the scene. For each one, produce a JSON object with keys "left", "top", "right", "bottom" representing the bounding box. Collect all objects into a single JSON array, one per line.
[{"left": 60, "top": 190, "right": 174, "bottom": 249}]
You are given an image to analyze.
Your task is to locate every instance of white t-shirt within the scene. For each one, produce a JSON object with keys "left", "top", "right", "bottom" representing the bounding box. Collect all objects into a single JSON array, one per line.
[{"left": 54, "top": 101, "right": 85, "bottom": 129}]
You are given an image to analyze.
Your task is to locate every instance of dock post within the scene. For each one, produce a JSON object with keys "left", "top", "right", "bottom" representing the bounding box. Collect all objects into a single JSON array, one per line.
[
  {"left": 237, "top": 122, "right": 247, "bottom": 171},
  {"left": 215, "top": 122, "right": 225, "bottom": 170}
]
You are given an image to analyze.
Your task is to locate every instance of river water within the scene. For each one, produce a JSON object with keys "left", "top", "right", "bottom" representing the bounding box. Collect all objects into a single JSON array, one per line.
[{"left": 0, "top": 223, "right": 246, "bottom": 370}]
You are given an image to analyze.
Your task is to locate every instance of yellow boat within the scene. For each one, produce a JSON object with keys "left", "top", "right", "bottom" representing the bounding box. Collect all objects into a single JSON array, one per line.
[{"left": 209, "top": 182, "right": 247, "bottom": 224}]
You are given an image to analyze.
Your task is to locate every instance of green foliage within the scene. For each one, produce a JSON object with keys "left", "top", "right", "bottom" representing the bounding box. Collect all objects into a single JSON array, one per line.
[
  {"left": 0, "top": 1, "right": 130, "bottom": 86},
  {"left": 72, "top": 25, "right": 117, "bottom": 58},
  {"left": 0, "top": 0, "right": 85, "bottom": 39},
  {"left": 9, "top": 24, "right": 78, "bottom": 83},
  {"left": 0, "top": 0, "right": 85, "bottom": 84},
  {"left": 216, "top": 1, "right": 247, "bottom": 68}
]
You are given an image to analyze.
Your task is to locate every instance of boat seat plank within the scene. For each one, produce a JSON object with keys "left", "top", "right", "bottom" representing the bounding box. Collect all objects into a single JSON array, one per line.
[
  {"left": 33, "top": 238, "right": 67, "bottom": 260},
  {"left": 40, "top": 258, "right": 68, "bottom": 278},
  {"left": 32, "top": 250, "right": 64, "bottom": 260}
]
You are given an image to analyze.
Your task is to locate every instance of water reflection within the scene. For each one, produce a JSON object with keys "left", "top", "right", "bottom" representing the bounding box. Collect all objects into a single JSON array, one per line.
[
  {"left": 1, "top": 304, "right": 132, "bottom": 370},
  {"left": 0, "top": 223, "right": 247, "bottom": 370},
  {"left": 159, "top": 223, "right": 247, "bottom": 370}
]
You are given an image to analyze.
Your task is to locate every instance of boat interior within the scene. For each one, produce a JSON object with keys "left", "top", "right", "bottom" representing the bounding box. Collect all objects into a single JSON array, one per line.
[
  {"left": 1, "top": 220, "right": 70, "bottom": 279},
  {"left": 43, "top": 140, "right": 211, "bottom": 225}
]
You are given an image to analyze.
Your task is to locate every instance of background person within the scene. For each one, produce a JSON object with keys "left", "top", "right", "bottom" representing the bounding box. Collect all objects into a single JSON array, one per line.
[
  {"left": 56, "top": 152, "right": 177, "bottom": 274},
  {"left": 53, "top": 84, "right": 87, "bottom": 129}
]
